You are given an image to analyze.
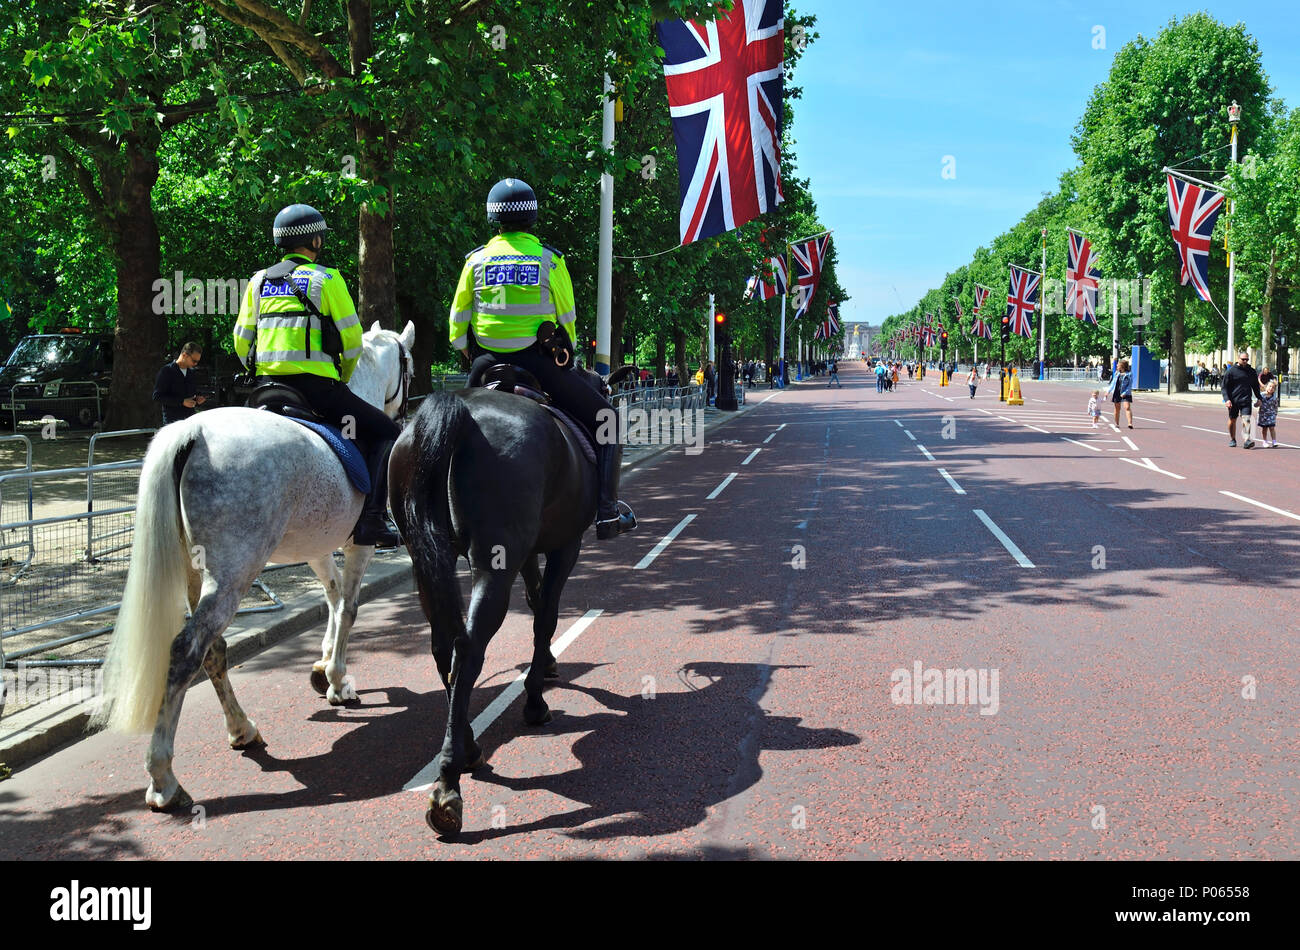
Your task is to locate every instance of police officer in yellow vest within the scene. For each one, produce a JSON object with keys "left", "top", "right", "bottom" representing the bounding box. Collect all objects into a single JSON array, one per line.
[
  {"left": 451, "top": 178, "right": 636, "bottom": 539},
  {"left": 234, "top": 204, "right": 402, "bottom": 547}
]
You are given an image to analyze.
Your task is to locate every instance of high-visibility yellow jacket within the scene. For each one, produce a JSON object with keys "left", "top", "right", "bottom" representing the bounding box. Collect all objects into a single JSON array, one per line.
[
  {"left": 234, "top": 253, "right": 363, "bottom": 381},
  {"left": 449, "top": 232, "right": 576, "bottom": 353}
]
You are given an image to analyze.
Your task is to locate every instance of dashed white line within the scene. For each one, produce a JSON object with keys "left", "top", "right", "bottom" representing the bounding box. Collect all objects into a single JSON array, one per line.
[
  {"left": 758, "top": 393, "right": 781, "bottom": 404},
  {"left": 937, "top": 468, "right": 966, "bottom": 494},
  {"left": 903, "top": 430, "right": 916, "bottom": 441},
  {"left": 403, "top": 608, "right": 604, "bottom": 792},
  {"left": 634, "top": 514, "right": 697, "bottom": 570},
  {"left": 741, "top": 448, "right": 761, "bottom": 466},
  {"left": 1117, "top": 457, "right": 1185, "bottom": 480},
  {"left": 1122, "top": 436, "right": 1140, "bottom": 451},
  {"left": 1220, "top": 491, "right": 1300, "bottom": 523},
  {"left": 763, "top": 433, "right": 776, "bottom": 444},
  {"left": 1062, "top": 437, "right": 1101, "bottom": 452},
  {"left": 707, "top": 473, "right": 738, "bottom": 500},
  {"left": 917, "top": 444, "right": 936, "bottom": 462},
  {"left": 1031, "top": 398, "right": 1048, "bottom": 403},
  {"left": 976, "top": 408, "right": 994, "bottom": 415},
  {"left": 1184, "top": 425, "right": 1224, "bottom": 436},
  {"left": 1134, "top": 416, "right": 1166, "bottom": 424},
  {"left": 973, "top": 509, "right": 1035, "bottom": 568},
  {"left": 894, "top": 419, "right": 905, "bottom": 428},
  {"left": 1023, "top": 423, "right": 1050, "bottom": 434}
]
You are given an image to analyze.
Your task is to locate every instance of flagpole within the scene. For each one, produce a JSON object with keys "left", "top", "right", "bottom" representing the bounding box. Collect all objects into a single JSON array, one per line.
[
  {"left": 1038, "top": 227, "right": 1048, "bottom": 379},
  {"left": 596, "top": 68, "right": 615, "bottom": 375},
  {"left": 779, "top": 292, "right": 787, "bottom": 386},
  {"left": 1227, "top": 100, "right": 1240, "bottom": 362},
  {"left": 708, "top": 293, "right": 716, "bottom": 363}
]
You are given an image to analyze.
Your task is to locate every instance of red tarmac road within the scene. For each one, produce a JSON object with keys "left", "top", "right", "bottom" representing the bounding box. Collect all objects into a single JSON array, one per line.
[{"left": 2, "top": 364, "right": 1297, "bottom": 859}]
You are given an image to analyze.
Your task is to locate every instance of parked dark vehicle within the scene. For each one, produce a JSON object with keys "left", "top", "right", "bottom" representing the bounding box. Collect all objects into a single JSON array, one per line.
[{"left": 0, "top": 331, "right": 115, "bottom": 429}]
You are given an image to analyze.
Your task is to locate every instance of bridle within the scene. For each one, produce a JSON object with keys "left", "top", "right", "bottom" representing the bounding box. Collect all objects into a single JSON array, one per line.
[{"left": 384, "top": 340, "right": 412, "bottom": 424}]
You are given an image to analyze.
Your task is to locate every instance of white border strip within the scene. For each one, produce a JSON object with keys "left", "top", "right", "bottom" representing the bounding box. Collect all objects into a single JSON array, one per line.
[
  {"left": 1220, "top": 490, "right": 1300, "bottom": 523},
  {"left": 741, "top": 448, "right": 761, "bottom": 466},
  {"left": 634, "top": 514, "right": 697, "bottom": 570},
  {"left": 1062, "top": 437, "right": 1101, "bottom": 452},
  {"left": 917, "top": 445, "right": 936, "bottom": 462},
  {"left": 707, "top": 473, "right": 738, "bottom": 500},
  {"left": 973, "top": 509, "right": 1035, "bottom": 568},
  {"left": 937, "top": 468, "right": 966, "bottom": 495}
]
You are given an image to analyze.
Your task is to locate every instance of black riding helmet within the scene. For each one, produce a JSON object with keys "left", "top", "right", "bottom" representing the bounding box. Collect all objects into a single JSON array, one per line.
[
  {"left": 273, "top": 204, "right": 330, "bottom": 249},
  {"left": 486, "top": 178, "right": 538, "bottom": 230}
]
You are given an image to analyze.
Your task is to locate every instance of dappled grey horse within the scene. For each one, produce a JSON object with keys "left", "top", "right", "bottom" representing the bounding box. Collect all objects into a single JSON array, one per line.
[{"left": 92, "top": 322, "right": 414, "bottom": 811}]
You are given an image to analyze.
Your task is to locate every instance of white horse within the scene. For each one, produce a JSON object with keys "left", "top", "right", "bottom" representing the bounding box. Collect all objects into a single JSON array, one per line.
[{"left": 91, "top": 321, "right": 415, "bottom": 811}]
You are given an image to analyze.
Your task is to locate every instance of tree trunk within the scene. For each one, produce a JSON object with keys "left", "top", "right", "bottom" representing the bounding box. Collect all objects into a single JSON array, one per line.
[
  {"left": 102, "top": 141, "right": 165, "bottom": 429},
  {"left": 1261, "top": 249, "right": 1277, "bottom": 372},
  {"left": 654, "top": 334, "right": 666, "bottom": 382},
  {"left": 610, "top": 267, "right": 629, "bottom": 369},
  {"left": 672, "top": 325, "right": 687, "bottom": 383},
  {"left": 1171, "top": 291, "right": 1188, "bottom": 392},
  {"left": 349, "top": 0, "right": 396, "bottom": 331}
]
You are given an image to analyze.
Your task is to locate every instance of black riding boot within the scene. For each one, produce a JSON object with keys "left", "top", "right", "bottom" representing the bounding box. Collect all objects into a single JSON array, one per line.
[
  {"left": 353, "top": 439, "right": 402, "bottom": 547},
  {"left": 595, "top": 443, "right": 637, "bottom": 540}
]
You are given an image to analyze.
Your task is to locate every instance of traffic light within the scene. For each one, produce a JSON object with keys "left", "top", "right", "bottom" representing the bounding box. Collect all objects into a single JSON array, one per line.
[
  {"left": 940, "top": 329, "right": 949, "bottom": 347},
  {"left": 1000, "top": 315, "right": 1011, "bottom": 343}
]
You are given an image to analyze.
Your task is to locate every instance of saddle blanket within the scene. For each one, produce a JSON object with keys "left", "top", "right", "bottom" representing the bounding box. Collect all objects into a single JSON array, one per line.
[{"left": 285, "top": 417, "right": 370, "bottom": 494}]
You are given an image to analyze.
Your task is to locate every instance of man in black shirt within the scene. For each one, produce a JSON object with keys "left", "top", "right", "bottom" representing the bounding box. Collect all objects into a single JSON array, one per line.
[
  {"left": 1221, "top": 350, "right": 1261, "bottom": 448},
  {"left": 153, "top": 342, "right": 206, "bottom": 425}
]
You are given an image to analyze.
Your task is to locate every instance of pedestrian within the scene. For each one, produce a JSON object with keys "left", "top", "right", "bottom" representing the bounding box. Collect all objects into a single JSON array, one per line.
[
  {"left": 828, "top": 359, "right": 841, "bottom": 388},
  {"left": 1256, "top": 370, "right": 1279, "bottom": 448},
  {"left": 152, "top": 341, "right": 207, "bottom": 425},
  {"left": 1107, "top": 358, "right": 1134, "bottom": 429},
  {"left": 1087, "top": 390, "right": 1101, "bottom": 428},
  {"left": 1221, "top": 350, "right": 1261, "bottom": 448},
  {"left": 966, "top": 366, "right": 979, "bottom": 399},
  {"left": 875, "top": 360, "right": 886, "bottom": 393}
]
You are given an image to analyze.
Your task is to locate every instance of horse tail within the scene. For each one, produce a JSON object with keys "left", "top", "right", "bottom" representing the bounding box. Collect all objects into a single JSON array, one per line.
[
  {"left": 92, "top": 424, "right": 196, "bottom": 734},
  {"left": 399, "top": 393, "right": 469, "bottom": 636}
]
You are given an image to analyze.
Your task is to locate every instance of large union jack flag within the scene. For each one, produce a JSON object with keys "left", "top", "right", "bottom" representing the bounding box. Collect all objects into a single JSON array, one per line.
[
  {"left": 1166, "top": 173, "right": 1225, "bottom": 303},
  {"left": 791, "top": 233, "right": 831, "bottom": 320},
  {"left": 745, "top": 255, "right": 788, "bottom": 300},
  {"left": 659, "top": 1, "right": 785, "bottom": 246},
  {"left": 1066, "top": 229, "right": 1102, "bottom": 324},
  {"left": 1006, "top": 265, "right": 1040, "bottom": 338},
  {"left": 814, "top": 300, "right": 840, "bottom": 340}
]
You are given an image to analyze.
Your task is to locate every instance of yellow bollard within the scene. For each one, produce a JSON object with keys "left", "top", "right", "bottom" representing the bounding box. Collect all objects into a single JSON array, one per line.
[{"left": 1007, "top": 367, "right": 1025, "bottom": 406}]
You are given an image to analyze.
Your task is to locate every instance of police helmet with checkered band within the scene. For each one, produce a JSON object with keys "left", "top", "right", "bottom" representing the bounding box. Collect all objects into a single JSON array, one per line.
[
  {"left": 486, "top": 178, "right": 539, "bottom": 229},
  {"left": 272, "top": 204, "right": 331, "bottom": 249}
]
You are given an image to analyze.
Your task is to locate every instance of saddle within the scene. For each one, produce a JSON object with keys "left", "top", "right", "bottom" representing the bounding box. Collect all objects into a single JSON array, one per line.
[
  {"left": 472, "top": 364, "right": 597, "bottom": 466},
  {"left": 246, "top": 382, "right": 370, "bottom": 494}
]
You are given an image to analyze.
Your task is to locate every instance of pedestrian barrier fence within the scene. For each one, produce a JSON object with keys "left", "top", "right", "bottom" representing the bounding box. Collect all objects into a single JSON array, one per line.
[
  {"left": 3, "top": 380, "right": 105, "bottom": 429},
  {"left": 1, "top": 429, "right": 284, "bottom": 674}
]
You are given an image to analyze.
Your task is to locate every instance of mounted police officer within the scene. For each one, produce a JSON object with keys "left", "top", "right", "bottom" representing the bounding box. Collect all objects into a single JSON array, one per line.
[
  {"left": 450, "top": 178, "right": 636, "bottom": 540},
  {"left": 234, "top": 204, "right": 402, "bottom": 547}
]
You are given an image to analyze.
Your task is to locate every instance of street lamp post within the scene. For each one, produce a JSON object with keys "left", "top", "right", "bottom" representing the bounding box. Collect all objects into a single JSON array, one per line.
[{"left": 1227, "top": 99, "right": 1241, "bottom": 363}]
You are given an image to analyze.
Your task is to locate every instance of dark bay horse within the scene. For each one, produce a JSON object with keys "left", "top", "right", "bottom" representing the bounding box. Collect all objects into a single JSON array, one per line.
[{"left": 389, "top": 365, "right": 633, "bottom": 836}]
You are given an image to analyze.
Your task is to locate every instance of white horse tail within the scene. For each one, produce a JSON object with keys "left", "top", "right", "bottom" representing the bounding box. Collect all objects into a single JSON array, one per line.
[{"left": 93, "top": 424, "right": 198, "bottom": 734}]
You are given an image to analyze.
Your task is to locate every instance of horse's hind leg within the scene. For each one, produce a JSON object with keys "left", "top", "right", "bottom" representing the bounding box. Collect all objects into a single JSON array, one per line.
[
  {"left": 523, "top": 539, "right": 581, "bottom": 726},
  {"left": 307, "top": 554, "right": 343, "bottom": 698},
  {"left": 311, "top": 547, "right": 371, "bottom": 705},
  {"left": 146, "top": 584, "right": 245, "bottom": 811},
  {"left": 427, "top": 570, "right": 513, "bottom": 836},
  {"left": 412, "top": 571, "right": 482, "bottom": 771},
  {"left": 202, "top": 635, "right": 262, "bottom": 749}
]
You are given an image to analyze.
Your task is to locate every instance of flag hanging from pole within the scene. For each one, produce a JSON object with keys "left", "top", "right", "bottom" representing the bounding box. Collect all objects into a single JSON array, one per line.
[
  {"left": 1066, "top": 229, "right": 1102, "bottom": 324},
  {"left": 791, "top": 232, "right": 831, "bottom": 320},
  {"left": 1006, "top": 265, "right": 1040, "bottom": 338},
  {"left": 816, "top": 300, "right": 840, "bottom": 340},
  {"left": 1166, "top": 172, "right": 1225, "bottom": 303},
  {"left": 745, "top": 255, "right": 788, "bottom": 300},
  {"left": 658, "top": 1, "right": 786, "bottom": 246}
]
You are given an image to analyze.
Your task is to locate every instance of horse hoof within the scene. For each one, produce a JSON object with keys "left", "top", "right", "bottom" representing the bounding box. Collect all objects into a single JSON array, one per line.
[
  {"left": 310, "top": 668, "right": 329, "bottom": 695},
  {"left": 523, "top": 705, "right": 552, "bottom": 727},
  {"left": 231, "top": 729, "right": 264, "bottom": 750},
  {"left": 467, "top": 747, "right": 486, "bottom": 771},
  {"left": 545, "top": 657, "right": 559, "bottom": 679},
  {"left": 426, "top": 785, "right": 463, "bottom": 836},
  {"left": 146, "top": 783, "right": 192, "bottom": 813}
]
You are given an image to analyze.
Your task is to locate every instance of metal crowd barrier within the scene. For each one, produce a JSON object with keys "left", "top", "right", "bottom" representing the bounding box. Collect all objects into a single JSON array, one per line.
[
  {"left": 4, "top": 381, "right": 104, "bottom": 429},
  {"left": 1, "top": 430, "right": 284, "bottom": 671}
]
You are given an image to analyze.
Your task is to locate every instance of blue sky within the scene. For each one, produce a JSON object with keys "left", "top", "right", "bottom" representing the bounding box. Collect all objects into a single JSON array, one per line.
[{"left": 790, "top": 0, "right": 1300, "bottom": 326}]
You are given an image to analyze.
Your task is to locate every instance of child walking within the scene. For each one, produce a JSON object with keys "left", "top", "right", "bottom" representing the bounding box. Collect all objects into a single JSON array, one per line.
[
  {"left": 1257, "top": 371, "right": 1280, "bottom": 447},
  {"left": 1087, "top": 390, "right": 1101, "bottom": 428}
]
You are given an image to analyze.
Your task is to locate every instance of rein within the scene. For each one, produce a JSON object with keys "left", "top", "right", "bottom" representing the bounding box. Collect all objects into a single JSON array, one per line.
[{"left": 383, "top": 340, "right": 412, "bottom": 424}]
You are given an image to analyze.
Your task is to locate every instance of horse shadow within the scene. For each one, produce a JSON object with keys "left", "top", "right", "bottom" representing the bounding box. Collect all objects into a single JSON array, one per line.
[{"left": 458, "top": 660, "right": 859, "bottom": 843}]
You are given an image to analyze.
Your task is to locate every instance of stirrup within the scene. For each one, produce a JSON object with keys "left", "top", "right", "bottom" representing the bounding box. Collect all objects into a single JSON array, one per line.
[
  {"left": 596, "top": 502, "right": 637, "bottom": 540},
  {"left": 353, "top": 510, "right": 402, "bottom": 547}
]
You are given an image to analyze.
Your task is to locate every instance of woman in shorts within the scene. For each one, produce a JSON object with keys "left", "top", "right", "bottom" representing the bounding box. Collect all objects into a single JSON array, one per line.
[{"left": 1107, "top": 358, "right": 1134, "bottom": 429}]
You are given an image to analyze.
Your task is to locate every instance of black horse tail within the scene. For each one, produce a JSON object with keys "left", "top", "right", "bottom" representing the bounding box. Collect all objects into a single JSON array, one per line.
[{"left": 399, "top": 392, "right": 470, "bottom": 638}]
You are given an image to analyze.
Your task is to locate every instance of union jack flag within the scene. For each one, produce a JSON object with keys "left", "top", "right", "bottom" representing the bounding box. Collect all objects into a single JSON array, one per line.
[
  {"left": 659, "top": 1, "right": 785, "bottom": 246},
  {"left": 1166, "top": 172, "right": 1225, "bottom": 303},
  {"left": 922, "top": 320, "right": 937, "bottom": 347},
  {"left": 1066, "top": 229, "right": 1102, "bottom": 324},
  {"left": 745, "top": 255, "right": 788, "bottom": 300},
  {"left": 791, "top": 233, "right": 831, "bottom": 320},
  {"left": 1005, "top": 265, "right": 1040, "bottom": 338},
  {"left": 815, "top": 300, "right": 840, "bottom": 340},
  {"left": 970, "top": 285, "right": 993, "bottom": 339}
]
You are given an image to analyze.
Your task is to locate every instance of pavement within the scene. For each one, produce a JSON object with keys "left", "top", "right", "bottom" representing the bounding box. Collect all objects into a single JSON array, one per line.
[{"left": 3, "top": 364, "right": 1296, "bottom": 859}]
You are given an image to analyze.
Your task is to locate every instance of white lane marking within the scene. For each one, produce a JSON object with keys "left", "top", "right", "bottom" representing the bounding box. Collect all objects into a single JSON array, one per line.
[
  {"left": 763, "top": 433, "right": 777, "bottom": 444},
  {"left": 917, "top": 444, "right": 936, "bottom": 462},
  {"left": 1000, "top": 416, "right": 1019, "bottom": 424},
  {"left": 937, "top": 468, "right": 966, "bottom": 494},
  {"left": 1184, "top": 425, "right": 1226, "bottom": 436},
  {"left": 777, "top": 423, "right": 787, "bottom": 431},
  {"left": 1122, "top": 436, "right": 1140, "bottom": 451},
  {"left": 1062, "top": 437, "right": 1101, "bottom": 452},
  {"left": 973, "top": 509, "right": 1035, "bottom": 568},
  {"left": 976, "top": 408, "right": 994, "bottom": 415},
  {"left": 1023, "top": 423, "right": 1050, "bottom": 434},
  {"left": 1109, "top": 424, "right": 1121, "bottom": 433},
  {"left": 1220, "top": 491, "right": 1300, "bottom": 523},
  {"left": 759, "top": 393, "right": 781, "bottom": 404},
  {"left": 634, "top": 514, "right": 697, "bottom": 570},
  {"left": 741, "top": 448, "right": 761, "bottom": 466},
  {"left": 1117, "top": 457, "right": 1185, "bottom": 480},
  {"left": 707, "top": 473, "right": 738, "bottom": 500},
  {"left": 1134, "top": 416, "right": 1166, "bottom": 424},
  {"left": 404, "top": 609, "right": 604, "bottom": 792},
  {"left": 894, "top": 419, "right": 905, "bottom": 427},
  {"left": 903, "top": 430, "right": 916, "bottom": 441},
  {"left": 1032, "top": 398, "right": 1048, "bottom": 403}
]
